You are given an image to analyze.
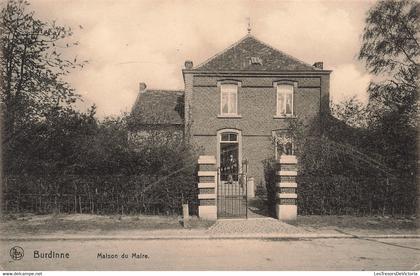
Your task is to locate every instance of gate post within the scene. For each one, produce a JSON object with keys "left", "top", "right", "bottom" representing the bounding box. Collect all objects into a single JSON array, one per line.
[
  {"left": 276, "top": 155, "right": 298, "bottom": 222},
  {"left": 197, "top": 155, "right": 217, "bottom": 220}
]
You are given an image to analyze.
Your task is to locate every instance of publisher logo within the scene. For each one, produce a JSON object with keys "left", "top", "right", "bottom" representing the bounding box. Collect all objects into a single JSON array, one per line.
[{"left": 10, "top": 246, "right": 24, "bottom": 261}]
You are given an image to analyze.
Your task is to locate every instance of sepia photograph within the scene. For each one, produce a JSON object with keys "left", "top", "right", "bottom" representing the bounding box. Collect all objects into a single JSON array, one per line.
[{"left": 0, "top": 0, "right": 418, "bottom": 273}]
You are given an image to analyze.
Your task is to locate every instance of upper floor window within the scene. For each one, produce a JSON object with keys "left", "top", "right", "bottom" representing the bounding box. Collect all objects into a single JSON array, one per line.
[
  {"left": 277, "top": 84, "right": 294, "bottom": 116},
  {"left": 221, "top": 84, "right": 238, "bottom": 115}
]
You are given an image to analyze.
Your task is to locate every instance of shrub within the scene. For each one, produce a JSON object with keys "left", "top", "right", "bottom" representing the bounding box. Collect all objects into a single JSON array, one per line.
[
  {"left": 262, "top": 158, "right": 276, "bottom": 217},
  {"left": 4, "top": 113, "right": 199, "bottom": 216},
  {"left": 263, "top": 113, "right": 416, "bottom": 217}
]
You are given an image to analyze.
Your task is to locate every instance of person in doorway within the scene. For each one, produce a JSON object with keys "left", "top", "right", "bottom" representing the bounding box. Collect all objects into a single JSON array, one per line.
[{"left": 226, "top": 154, "right": 237, "bottom": 184}]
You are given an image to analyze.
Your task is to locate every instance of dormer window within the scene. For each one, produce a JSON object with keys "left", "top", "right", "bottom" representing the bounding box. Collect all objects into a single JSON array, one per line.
[
  {"left": 250, "top": 57, "right": 262, "bottom": 65},
  {"left": 220, "top": 84, "right": 238, "bottom": 115},
  {"left": 276, "top": 84, "right": 294, "bottom": 116}
]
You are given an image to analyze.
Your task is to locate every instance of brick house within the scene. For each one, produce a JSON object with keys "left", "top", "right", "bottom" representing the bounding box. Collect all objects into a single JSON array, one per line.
[
  {"left": 131, "top": 34, "right": 331, "bottom": 189},
  {"left": 129, "top": 83, "right": 184, "bottom": 142}
]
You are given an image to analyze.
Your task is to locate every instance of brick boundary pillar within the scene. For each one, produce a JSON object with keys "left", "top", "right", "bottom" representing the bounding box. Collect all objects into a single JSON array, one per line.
[
  {"left": 276, "top": 155, "right": 298, "bottom": 222},
  {"left": 197, "top": 155, "right": 217, "bottom": 220}
]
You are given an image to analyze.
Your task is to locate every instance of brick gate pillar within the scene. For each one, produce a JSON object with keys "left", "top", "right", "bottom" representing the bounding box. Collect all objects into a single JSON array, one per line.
[
  {"left": 197, "top": 155, "right": 217, "bottom": 220},
  {"left": 276, "top": 155, "right": 298, "bottom": 222}
]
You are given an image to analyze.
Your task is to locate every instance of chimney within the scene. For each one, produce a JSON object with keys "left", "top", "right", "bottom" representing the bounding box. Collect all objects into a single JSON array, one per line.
[
  {"left": 184, "top": 60, "right": 193, "bottom": 70},
  {"left": 313, "top": 62, "right": 323, "bottom": 69},
  {"left": 139, "top": 82, "right": 147, "bottom": 93}
]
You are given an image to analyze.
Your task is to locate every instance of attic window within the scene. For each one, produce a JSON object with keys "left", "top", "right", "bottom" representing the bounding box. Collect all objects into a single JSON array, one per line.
[{"left": 250, "top": 57, "right": 262, "bottom": 65}]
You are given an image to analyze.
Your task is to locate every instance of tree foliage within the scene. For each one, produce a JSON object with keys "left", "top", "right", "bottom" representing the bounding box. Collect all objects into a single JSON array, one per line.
[
  {"left": 1, "top": 0, "right": 86, "bottom": 141},
  {"left": 359, "top": 0, "right": 419, "bottom": 125},
  {"left": 359, "top": 0, "right": 418, "bottom": 177},
  {"left": 264, "top": 112, "right": 415, "bottom": 216},
  {"left": 331, "top": 97, "right": 369, "bottom": 128},
  {"left": 5, "top": 112, "right": 199, "bottom": 215},
  {"left": 2, "top": 0, "right": 198, "bottom": 216}
]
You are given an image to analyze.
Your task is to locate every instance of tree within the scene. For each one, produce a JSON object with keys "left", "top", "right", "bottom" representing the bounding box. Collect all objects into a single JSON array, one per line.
[
  {"left": 331, "top": 97, "right": 369, "bottom": 128},
  {"left": 359, "top": 0, "right": 418, "bottom": 219},
  {"left": 1, "top": 0, "right": 87, "bottom": 178},
  {"left": 1, "top": 0, "right": 86, "bottom": 143},
  {"left": 0, "top": 0, "right": 87, "bottom": 214},
  {"left": 359, "top": 0, "right": 418, "bottom": 175},
  {"left": 359, "top": 0, "right": 419, "bottom": 125}
]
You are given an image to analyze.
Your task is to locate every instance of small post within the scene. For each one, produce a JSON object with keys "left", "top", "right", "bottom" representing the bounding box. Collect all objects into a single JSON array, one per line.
[
  {"left": 182, "top": 203, "right": 189, "bottom": 227},
  {"left": 276, "top": 155, "right": 298, "bottom": 222}
]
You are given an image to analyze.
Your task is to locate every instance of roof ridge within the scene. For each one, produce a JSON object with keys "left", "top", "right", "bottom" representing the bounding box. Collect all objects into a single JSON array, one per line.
[
  {"left": 194, "top": 34, "right": 252, "bottom": 70},
  {"left": 249, "top": 35, "right": 316, "bottom": 69},
  {"left": 194, "top": 34, "right": 318, "bottom": 71},
  {"left": 130, "top": 88, "right": 184, "bottom": 126},
  {"left": 131, "top": 89, "right": 183, "bottom": 114}
]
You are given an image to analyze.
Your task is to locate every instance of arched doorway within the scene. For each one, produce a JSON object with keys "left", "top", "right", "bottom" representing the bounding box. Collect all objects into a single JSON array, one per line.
[{"left": 216, "top": 129, "right": 247, "bottom": 218}]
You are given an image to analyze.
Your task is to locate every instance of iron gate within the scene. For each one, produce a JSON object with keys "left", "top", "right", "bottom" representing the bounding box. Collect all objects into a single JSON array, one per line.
[{"left": 217, "top": 164, "right": 248, "bottom": 218}]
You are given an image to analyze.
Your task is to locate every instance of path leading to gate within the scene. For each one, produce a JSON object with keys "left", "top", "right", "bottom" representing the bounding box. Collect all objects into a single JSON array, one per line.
[{"left": 207, "top": 218, "right": 308, "bottom": 236}]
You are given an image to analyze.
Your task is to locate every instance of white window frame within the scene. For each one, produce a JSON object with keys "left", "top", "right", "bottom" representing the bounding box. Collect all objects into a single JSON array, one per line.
[
  {"left": 220, "top": 83, "right": 239, "bottom": 116},
  {"left": 276, "top": 83, "right": 295, "bottom": 117}
]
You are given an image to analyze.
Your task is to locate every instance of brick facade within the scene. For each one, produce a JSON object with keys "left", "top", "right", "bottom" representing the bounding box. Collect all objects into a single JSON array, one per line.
[
  {"left": 189, "top": 74, "right": 327, "bottom": 135},
  {"left": 185, "top": 72, "right": 330, "bottom": 186},
  {"left": 132, "top": 34, "right": 331, "bottom": 190}
]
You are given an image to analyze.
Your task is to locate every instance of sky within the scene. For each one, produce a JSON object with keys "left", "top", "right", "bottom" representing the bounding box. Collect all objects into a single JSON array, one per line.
[{"left": 28, "top": 0, "right": 376, "bottom": 118}]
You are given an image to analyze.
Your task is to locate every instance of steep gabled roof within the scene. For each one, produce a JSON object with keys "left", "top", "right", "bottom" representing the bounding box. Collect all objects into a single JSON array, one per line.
[
  {"left": 194, "top": 34, "right": 318, "bottom": 71},
  {"left": 129, "top": 90, "right": 184, "bottom": 127}
]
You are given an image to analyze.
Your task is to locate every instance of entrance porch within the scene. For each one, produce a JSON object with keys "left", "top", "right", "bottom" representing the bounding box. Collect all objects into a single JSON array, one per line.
[{"left": 197, "top": 154, "right": 298, "bottom": 221}]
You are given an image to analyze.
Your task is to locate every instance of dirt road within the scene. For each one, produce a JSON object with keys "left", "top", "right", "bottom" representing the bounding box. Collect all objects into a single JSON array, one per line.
[{"left": 1, "top": 237, "right": 419, "bottom": 270}]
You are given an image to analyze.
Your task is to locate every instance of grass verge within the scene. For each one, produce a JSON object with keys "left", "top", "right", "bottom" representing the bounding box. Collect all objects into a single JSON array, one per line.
[{"left": 0, "top": 213, "right": 214, "bottom": 235}]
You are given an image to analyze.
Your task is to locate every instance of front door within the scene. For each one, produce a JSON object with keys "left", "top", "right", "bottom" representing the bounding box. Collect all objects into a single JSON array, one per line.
[{"left": 217, "top": 131, "right": 247, "bottom": 218}]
